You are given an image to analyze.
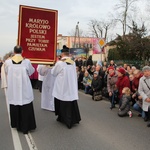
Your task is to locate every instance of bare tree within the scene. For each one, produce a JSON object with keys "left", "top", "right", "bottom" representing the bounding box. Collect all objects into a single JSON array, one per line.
[
  {"left": 88, "top": 19, "right": 99, "bottom": 38},
  {"left": 100, "top": 20, "right": 113, "bottom": 40},
  {"left": 114, "top": 0, "right": 138, "bottom": 37},
  {"left": 146, "top": 0, "right": 150, "bottom": 12},
  {"left": 88, "top": 19, "right": 113, "bottom": 40}
]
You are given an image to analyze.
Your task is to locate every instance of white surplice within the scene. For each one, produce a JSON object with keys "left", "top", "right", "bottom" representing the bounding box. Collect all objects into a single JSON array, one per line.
[
  {"left": 51, "top": 57, "right": 79, "bottom": 101},
  {"left": 4, "top": 57, "right": 35, "bottom": 105},
  {"left": 37, "top": 65, "right": 44, "bottom": 81},
  {"left": 1, "top": 63, "right": 7, "bottom": 89},
  {"left": 39, "top": 66, "right": 55, "bottom": 111}
]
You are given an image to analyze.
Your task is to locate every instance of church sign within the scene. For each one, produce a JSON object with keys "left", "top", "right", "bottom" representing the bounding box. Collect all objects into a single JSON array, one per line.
[{"left": 18, "top": 5, "right": 58, "bottom": 64}]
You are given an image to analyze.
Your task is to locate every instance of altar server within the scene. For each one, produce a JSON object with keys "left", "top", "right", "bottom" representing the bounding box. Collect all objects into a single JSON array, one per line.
[
  {"left": 38, "top": 65, "right": 55, "bottom": 111},
  {"left": 51, "top": 45, "right": 81, "bottom": 129},
  {"left": 37, "top": 64, "right": 44, "bottom": 92},
  {"left": 4, "top": 46, "right": 36, "bottom": 134}
]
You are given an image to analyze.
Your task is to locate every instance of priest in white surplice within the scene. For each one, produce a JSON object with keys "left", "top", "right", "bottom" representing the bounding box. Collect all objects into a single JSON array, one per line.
[
  {"left": 51, "top": 45, "right": 81, "bottom": 129},
  {"left": 4, "top": 46, "right": 36, "bottom": 134},
  {"left": 38, "top": 65, "right": 55, "bottom": 111}
]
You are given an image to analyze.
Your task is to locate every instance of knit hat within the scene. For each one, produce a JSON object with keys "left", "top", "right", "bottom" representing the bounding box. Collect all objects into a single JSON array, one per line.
[
  {"left": 108, "top": 66, "right": 115, "bottom": 71},
  {"left": 118, "top": 67, "right": 126, "bottom": 75}
]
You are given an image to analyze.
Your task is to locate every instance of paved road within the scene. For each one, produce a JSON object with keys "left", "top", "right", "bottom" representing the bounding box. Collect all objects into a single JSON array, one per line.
[{"left": 0, "top": 86, "right": 150, "bottom": 150}]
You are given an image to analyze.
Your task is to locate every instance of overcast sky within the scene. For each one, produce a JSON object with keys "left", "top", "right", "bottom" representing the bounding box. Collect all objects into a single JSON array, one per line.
[{"left": 0, "top": 0, "right": 147, "bottom": 58}]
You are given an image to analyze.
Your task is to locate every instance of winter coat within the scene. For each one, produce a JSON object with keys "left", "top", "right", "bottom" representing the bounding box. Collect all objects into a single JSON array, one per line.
[
  {"left": 86, "top": 56, "right": 93, "bottom": 66},
  {"left": 78, "top": 60, "right": 83, "bottom": 67},
  {"left": 132, "top": 73, "right": 143, "bottom": 92},
  {"left": 107, "top": 72, "right": 118, "bottom": 93},
  {"left": 83, "top": 75, "right": 93, "bottom": 86},
  {"left": 98, "top": 68, "right": 105, "bottom": 88},
  {"left": 116, "top": 75, "right": 130, "bottom": 99},
  {"left": 91, "top": 76, "right": 102, "bottom": 92},
  {"left": 118, "top": 94, "right": 131, "bottom": 117},
  {"left": 138, "top": 76, "right": 150, "bottom": 111}
]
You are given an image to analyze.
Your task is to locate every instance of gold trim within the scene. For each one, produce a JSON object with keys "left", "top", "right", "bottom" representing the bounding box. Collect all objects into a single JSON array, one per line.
[
  {"left": 11, "top": 55, "right": 24, "bottom": 63},
  {"left": 21, "top": 5, "right": 58, "bottom": 13},
  {"left": 18, "top": 6, "right": 22, "bottom": 45},
  {"left": 31, "top": 61, "right": 55, "bottom": 64},
  {"left": 29, "top": 58, "right": 55, "bottom": 61},
  {"left": 63, "top": 58, "right": 74, "bottom": 65}
]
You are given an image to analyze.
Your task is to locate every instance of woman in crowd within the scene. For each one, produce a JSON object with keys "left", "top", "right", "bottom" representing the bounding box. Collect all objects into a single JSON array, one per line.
[
  {"left": 108, "top": 60, "right": 117, "bottom": 69},
  {"left": 131, "top": 69, "right": 143, "bottom": 106},
  {"left": 102, "top": 66, "right": 108, "bottom": 88},
  {"left": 82, "top": 71, "right": 93, "bottom": 94},
  {"left": 95, "top": 62, "right": 105, "bottom": 89},
  {"left": 107, "top": 66, "right": 118, "bottom": 109},
  {"left": 138, "top": 66, "right": 150, "bottom": 127},
  {"left": 126, "top": 64, "right": 133, "bottom": 75},
  {"left": 76, "top": 66, "right": 80, "bottom": 89},
  {"left": 116, "top": 67, "right": 130, "bottom": 106},
  {"left": 89, "top": 71, "right": 103, "bottom": 99},
  {"left": 132, "top": 69, "right": 145, "bottom": 117},
  {"left": 78, "top": 66, "right": 85, "bottom": 90}
]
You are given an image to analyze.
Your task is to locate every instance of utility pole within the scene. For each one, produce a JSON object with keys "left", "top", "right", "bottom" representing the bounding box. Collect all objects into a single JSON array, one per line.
[{"left": 74, "top": 22, "right": 80, "bottom": 48}]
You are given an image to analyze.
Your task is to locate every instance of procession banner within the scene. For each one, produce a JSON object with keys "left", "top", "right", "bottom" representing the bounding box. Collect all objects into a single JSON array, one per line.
[{"left": 18, "top": 5, "right": 58, "bottom": 64}]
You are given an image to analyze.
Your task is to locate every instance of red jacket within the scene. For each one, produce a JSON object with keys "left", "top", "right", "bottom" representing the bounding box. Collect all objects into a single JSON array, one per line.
[
  {"left": 116, "top": 75, "right": 130, "bottom": 99},
  {"left": 132, "top": 73, "right": 143, "bottom": 92}
]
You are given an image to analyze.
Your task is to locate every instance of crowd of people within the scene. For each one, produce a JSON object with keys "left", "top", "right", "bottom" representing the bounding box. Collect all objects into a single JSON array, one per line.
[
  {"left": 0, "top": 45, "right": 150, "bottom": 135},
  {"left": 74, "top": 56, "right": 150, "bottom": 127}
]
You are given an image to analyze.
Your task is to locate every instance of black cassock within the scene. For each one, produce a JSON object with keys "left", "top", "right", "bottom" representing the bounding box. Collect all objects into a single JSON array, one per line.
[{"left": 55, "top": 98, "right": 81, "bottom": 129}]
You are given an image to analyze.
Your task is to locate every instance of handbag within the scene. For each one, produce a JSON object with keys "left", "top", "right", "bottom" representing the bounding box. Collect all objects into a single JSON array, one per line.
[{"left": 93, "top": 91, "right": 102, "bottom": 101}]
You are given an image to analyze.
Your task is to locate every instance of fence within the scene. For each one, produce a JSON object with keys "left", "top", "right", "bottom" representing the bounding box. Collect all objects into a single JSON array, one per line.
[{"left": 113, "top": 60, "right": 148, "bottom": 69}]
